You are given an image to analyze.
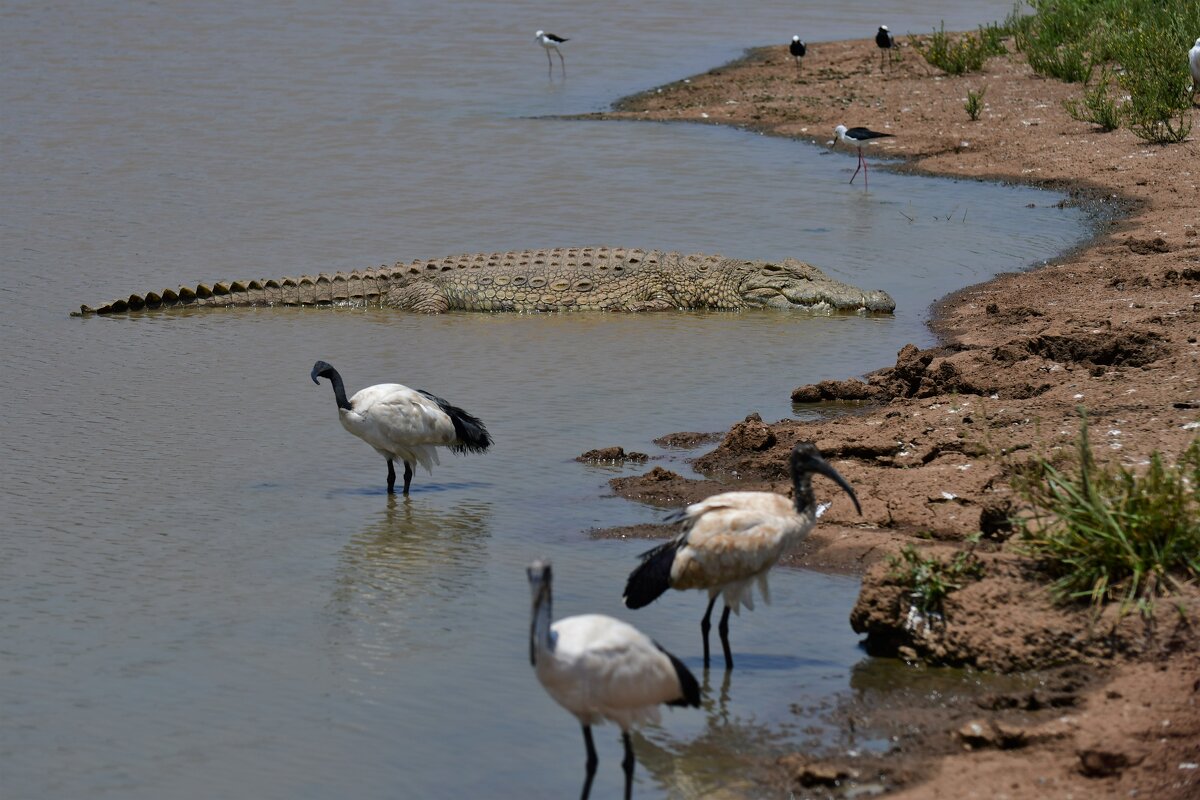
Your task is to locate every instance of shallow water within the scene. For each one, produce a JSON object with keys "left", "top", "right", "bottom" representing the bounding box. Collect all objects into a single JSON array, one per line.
[{"left": 1, "top": 1, "right": 1092, "bottom": 798}]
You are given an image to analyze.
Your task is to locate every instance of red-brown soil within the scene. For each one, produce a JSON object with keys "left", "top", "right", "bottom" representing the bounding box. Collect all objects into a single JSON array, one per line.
[{"left": 589, "top": 34, "right": 1200, "bottom": 799}]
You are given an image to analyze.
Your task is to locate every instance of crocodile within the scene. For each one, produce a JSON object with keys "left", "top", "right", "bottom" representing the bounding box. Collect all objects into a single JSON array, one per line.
[{"left": 74, "top": 246, "right": 896, "bottom": 316}]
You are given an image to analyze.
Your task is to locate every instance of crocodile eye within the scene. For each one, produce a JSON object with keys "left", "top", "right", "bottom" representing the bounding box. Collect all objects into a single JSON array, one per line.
[{"left": 761, "top": 264, "right": 782, "bottom": 274}]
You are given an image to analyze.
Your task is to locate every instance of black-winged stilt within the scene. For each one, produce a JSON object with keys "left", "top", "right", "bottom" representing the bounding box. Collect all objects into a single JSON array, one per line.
[
  {"left": 875, "top": 25, "right": 895, "bottom": 70},
  {"left": 1189, "top": 37, "right": 1200, "bottom": 98},
  {"left": 535, "top": 30, "right": 568, "bottom": 78},
  {"left": 789, "top": 35, "right": 807, "bottom": 72},
  {"left": 833, "top": 124, "right": 894, "bottom": 189}
]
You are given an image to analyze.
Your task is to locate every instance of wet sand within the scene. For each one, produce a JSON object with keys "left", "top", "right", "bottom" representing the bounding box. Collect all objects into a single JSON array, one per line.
[{"left": 591, "top": 35, "right": 1200, "bottom": 799}]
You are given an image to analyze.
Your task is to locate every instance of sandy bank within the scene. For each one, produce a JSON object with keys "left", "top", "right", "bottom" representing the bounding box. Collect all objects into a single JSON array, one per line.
[{"left": 589, "top": 34, "right": 1200, "bottom": 799}]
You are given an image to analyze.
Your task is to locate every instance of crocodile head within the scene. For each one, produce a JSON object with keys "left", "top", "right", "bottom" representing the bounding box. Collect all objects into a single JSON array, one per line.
[{"left": 733, "top": 258, "right": 895, "bottom": 313}]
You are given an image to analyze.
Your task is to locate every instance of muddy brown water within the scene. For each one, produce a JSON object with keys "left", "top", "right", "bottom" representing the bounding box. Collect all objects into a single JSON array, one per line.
[{"left": 2, "top": 1, "right": 1090, "bottom": 797}]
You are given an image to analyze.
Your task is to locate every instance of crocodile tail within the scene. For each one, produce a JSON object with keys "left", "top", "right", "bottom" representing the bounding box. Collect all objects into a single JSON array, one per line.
[{"left": 72, "top": 266, "right": 405, "bottom": 316}]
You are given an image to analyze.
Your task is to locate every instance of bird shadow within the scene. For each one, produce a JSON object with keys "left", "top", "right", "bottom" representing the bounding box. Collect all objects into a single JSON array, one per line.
[
  {"left": 326, "top": 480, "right": 492, "bottom": 498},
  {"left": 680, "top": 652, "right": 819, "bottom": 673}
]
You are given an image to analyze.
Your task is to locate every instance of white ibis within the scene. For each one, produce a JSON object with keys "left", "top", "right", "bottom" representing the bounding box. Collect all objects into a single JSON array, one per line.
[
  {"left": 833, "top": 124, "right": 894, "bottom": 189},
  {"left": 527, "top": 560, "right": 700, "bottom": 800},
  {"left": 789, "top": 35, "right": 807, "bottom": 72},
  {"left": 310, "top": 361, "right": 492, "bottom": 495},
  {"left": 535, "top": 30, "right": 568, "bottom": 78},
  {"left": 623, "top": 442, "right": 861, "bottom": 671},
  {"left": 1189, "top": 37, "right": 1200, "bottom": 97},
  {"left": 875, "top": 25, "right": 895, "bottom": 70}
]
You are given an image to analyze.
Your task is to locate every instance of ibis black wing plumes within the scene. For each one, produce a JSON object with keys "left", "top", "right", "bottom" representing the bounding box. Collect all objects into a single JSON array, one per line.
[
  {"left": 656, "top": 643, "right": 701, "bottom": 708},
  {"left": 623, "top": 539, "right": 681, "bottom": 609},
  {"left": 417, "top": 389, "right": 493, "bottom": 454}
]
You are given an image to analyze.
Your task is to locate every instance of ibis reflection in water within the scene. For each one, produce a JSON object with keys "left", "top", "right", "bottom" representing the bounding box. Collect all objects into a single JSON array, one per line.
[{"left": 623, "top": 442, "right": 862, "bottom": 671}]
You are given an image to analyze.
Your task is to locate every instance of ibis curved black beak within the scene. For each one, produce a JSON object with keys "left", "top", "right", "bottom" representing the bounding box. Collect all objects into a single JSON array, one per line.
[{"left": 814, "top": 459, "right": 862, "bottom": 516}]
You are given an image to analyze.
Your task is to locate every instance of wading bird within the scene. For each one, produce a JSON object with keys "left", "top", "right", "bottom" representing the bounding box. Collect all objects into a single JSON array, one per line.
[
  {"left": 535, "top": 30, "right": 568, "bottom": 78},
  {"left": 623, "top": 442, "right": 861, "bottom": 671},
  {"left": 833, "top": 124, "right": 894, "bottom": 189},
  {"left": 789, "top": 35, "right": 807, "bottom": 72},
  {"left": 527, "top": 559, "right": 700, "bottom": 800},
  {"left": 1189, "top": 37, "right": 1200, "bottom": 99},
  {"left": 875, "top": 25, "right": 895, "bottom": 70},
  {"left": 310, "top": 361, "right": 492, "bottom": 495}
]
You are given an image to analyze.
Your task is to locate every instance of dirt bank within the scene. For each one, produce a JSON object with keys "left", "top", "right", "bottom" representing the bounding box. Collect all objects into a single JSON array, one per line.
[{"left": 590, "top": 34, "right": 1200, "bottom": 799}]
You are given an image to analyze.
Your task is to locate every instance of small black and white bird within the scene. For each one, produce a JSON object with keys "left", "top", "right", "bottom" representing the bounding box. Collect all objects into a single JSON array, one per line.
[
  {"left": 623, "top": 442, "right": 862, "bottom": 671},
  {"left": 833, "top": 124, "right": 895, "bottom": 189},
  {"left": 789, "top": 35, "right": 807, "bottom": 71},
  {"left": 528, "top": 560, "right": 700, "bottom": 800},
  {"left": 310, "top": 361, "right": 492, "bottom": 495},
  {"left": 535, "top": 30, "right": 568, "bottom": 78},
  {"left": 875, "top": 25, "right": 895, "bottom": 70}
]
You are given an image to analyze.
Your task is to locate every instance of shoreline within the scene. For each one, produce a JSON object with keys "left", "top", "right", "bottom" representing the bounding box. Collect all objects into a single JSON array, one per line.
[{"left": 590, "top": 34, "right": 1199, "bottom": 798}]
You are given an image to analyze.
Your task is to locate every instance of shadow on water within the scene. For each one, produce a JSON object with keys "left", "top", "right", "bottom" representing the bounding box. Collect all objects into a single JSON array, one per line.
[{"left": 326, "top": 480, "right": 493, "bottom": 498}]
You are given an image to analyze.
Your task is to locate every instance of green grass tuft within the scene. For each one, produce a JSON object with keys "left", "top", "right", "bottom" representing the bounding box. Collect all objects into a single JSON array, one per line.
[
  {"left": 1016, "top": 415, "right": 1200, "bottom": 609},
  {"left": 1007, "top": 0, "right": 1199, "bottom": 142},
  {"left": 912, "top": 22, "right": 1007, "bottom": 75},
  {"left": 965, "top": 86, "right": 988, "bottom": 120},
  {"left": 887, "top": 544, "right": 985, "bottom": 616}
]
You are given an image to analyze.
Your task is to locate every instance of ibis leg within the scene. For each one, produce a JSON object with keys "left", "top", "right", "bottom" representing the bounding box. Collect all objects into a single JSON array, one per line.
[
  {"left": 580, "top": 725, "right": 598, "bottom": 800},
  {"left": 621, "top": 731, "right": 635, "bottom": 800},
  {"left": 402, "top": 461, "right": 414, "bottom": 495},
  {"left": 386, "top": 460, "right": 396, "bottom": 494},
  {"left": 700, "top": 594, "right": 719, "bottom": 668},
  {"left": 718, "top": 605, "right": 734, "bottom": 671}
]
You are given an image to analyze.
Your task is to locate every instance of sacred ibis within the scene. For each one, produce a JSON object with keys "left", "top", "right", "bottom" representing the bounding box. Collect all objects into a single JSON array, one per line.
[
  {"left": 527, "top": 559, "right": 700, "bottom": 800},
  {"left": 623, "top": 442, "right": 861, "bottom": 671},
  {"left": 535, "top": 30, "right": 568, "bottom": 78},
  {"left": 310, "top": 360, "right": 492, "bottom": 495}
]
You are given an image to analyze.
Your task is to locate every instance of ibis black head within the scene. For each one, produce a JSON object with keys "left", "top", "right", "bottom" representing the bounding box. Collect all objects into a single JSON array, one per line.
[
  {"left": 311, "top": 360, "right": 337, "bottom": 385},
  {"left": 789, "top": 442, "right": 862, "bottom": 516},
  {"left": 527, "top": 559, "right": 553, "bottom": 601}
]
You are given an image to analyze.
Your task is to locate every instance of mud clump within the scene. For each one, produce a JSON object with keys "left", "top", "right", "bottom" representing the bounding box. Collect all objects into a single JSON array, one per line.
[
  {"left": 576, "top": 446, "right": 648, "bottom": 463},
  {"left": 1024, "top": 331, "right": 1163, "bottom": 367},
  {"left": 652, "top": 430, "right": 722, "bottom": 449}
]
